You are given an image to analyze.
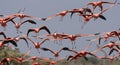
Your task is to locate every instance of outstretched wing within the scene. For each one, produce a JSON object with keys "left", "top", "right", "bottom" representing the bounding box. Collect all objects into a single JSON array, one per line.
[
  {"left": 67, "top": 55, "right": 74, "bottom": 61},
  {"left": 3, "top": 40, "right": 17, "bottom": 47},
  {"left": 0, "top": 32, "right": 7, "bottom": 38},
  {"left": 21, "top": 19, "right": 37, "bottom": 25},
  {"left": 39, "top": 26, "right": 51, "bottom": 34},
  {"left": 27, "top": 29, "right": 35, "bottom": 36},
  {"left": 19, "top": 37, "right": 29, "bottom": 47},
  {"left": 39, "top": 38, "right": 49, "bottom": 45},
  {"left": 75, "top": 33, "right": 100, "bottom": 37},
  {"left": 62, "top": 47, "right": 70, "bottom": 51},
  {"left": 41, "top": 47, "right": 50, "bottom": 51},
  {"left": 57, "top": 47, "right": 69, "bottom": 53},
  {"left": 41, "top": 47, "right": 55, "bottom": 54},
  {"left": 99, "top": 4, "right": 116, "bottom": 14}
]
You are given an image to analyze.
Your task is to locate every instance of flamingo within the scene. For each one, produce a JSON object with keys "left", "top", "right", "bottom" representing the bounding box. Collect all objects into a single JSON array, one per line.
[
  {"left": 86, "top": 0, "right": 119, "bottom": 12},
  {"left": 27, "top": 26, "right": 51, "bottom": 36},
  {"left": 40, "top": 57, "right": 65, "bottom": 65},
  {"left": 80, "top": 3, "right": 116, "bottom": 28},
  {"left": 93, "top": 4, "right": 115, "bottom": 21},
  {"left": 108, "top": 48, "right": 120, "bottom": 55},
  {"left": 11, "top": 48, "right": 31, "bottom": 64},
  {"left": 46, "top": 32, "right": 66, "bottom": 40},
  {"left": 0, "top": 40, "right": 17, "bottom": 48},
  {"left": 63, "top": 48, "right": 79, "bottom": 61},
  {"left": 68, "top": 8, "right": 92, "bottom": 19},
  {"left": 87, "top": 31, "right": 119, "bottom": 44},
  {"left": 85, "top": 3, "right": 116, "bottom": 21},
  {"left": 27, "top": 37, "right": 49, "bottom": 53},
  {"left": 32, "top": 32, "right": 67, "bottom": 44},
  {"left": 44, "top": 10, "right": 68, "bottom": 21},
  {"left": 91, "top": 41, "right": 120, "bottom": 55},
  {"left": 99, "top": 30, "right": 120, "bottom": 42},
  {"left": 0, "top": 35, "right": 29, "bottom": 47},
  {"left": 109, "top": 31, "right": 120, "bottom": 40},
  {"left": 31, "top": 62, "right": 42, "bottom": 65},
  {"left": 11, "top": 9, "right": 45, "bottom": 22},
  {"left": 67, "top": 43, "right": 97, "bottom": 61},
  {"left": 62, "top": 33, "right": 100, "bottom": 49},
  {"left": 99, "top": 41, "right": 120, "bottom": 50},
  {"left": 0, "top": 15, "right": 16, "bottom": 30},
  {"left": 26, "top": 56, "right": 41, "bottom": 62},
  {"left": 11, "top": 19, "right": 36, "bottom": 33},
  {"left": 41, "top": 47, "right": 69, "bottom": 58},
  {"left": 97, "top": 55, "right": 118, "bottom": 61}
]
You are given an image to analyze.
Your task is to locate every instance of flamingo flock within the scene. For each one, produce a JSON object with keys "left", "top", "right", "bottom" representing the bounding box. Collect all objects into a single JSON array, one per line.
[{"left": 0, "top": 0, "right": 120, "bottom": 65}]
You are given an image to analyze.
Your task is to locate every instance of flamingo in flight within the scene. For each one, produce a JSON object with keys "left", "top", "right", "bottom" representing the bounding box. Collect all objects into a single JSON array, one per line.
[
  {"left": 82, "top": 3, "right": 116, "bottom": 22},
  {"left": 41, "top": 47, "right": 69, "bottom": 58},
  {"left": 31, "top": 62, "right": 42, "bottom": 65},
  {"left": 99, "top": 41, "right": 120, "bottom": 50},
  {"left": 67, "top": 43, "right": 97, "bottom": 61},
  {"left": 0, "top": 40, "right": 17, "bottom": 48},
  {"left": 11, "top": 48, "right": 31, "bottom": 65},
  {"left": 0, "top": 35, "right": 29, "bottom": 48},
  {"left": 80, "top": 4, "right": 116, "bottom": 28},
  {"left": 33, "top": 32, "right": 67, "bottom": 44},
  {"left": 61, "top": 33, "right": 100, "bottom": 49},
  {"left": 91, "top": 41, "right": 120, "bottom": 55},
  {"left": 87, "top": 31, "right": 120, "bottom": 44},
  {"left": 27, "top": 26, "right": 51, "bottom": 36},
  {"left": 0, "top": 15, "right": 16, "bottom": 30},
  {"left": 68, "top": 7, "right": 92, "bottom": 19},
  {"left": 11, "top": 19, "right": 36, "bottom": 33},
  {"left": 98, "top": 31, "right": 120, "bottom": 44},
  {"left": 62, "top": 47, "right": 79, "bottom": 61},
  {"left": 97, "top": 55, "right": 118, "bottom": 62},
  {"left": 108, "top": 48, "right": 120, "bottom": 55},
  {"left": 44, "top": 10, "right": 68, "bottom": 21},
  {"left": 109, "top": 31, "right": 120, "bottom": 40},
  {"left": 26, "top": 56, "right": 41, "bottom": 62},
  {"left": 86, "top": 0, "right": 119, "bottom": 12},
  {"left": 27, "top": 37, "right": 49, "bottom": 53},
  {"left": 45, "top": 32, "right": 67, "bottom": 44},
  {"left": 41, "top": 57, "right": 65, "bottom": 65},
  {"left": 11, "top": 9, "right": 45, "bottom": 22},
  {"left": 91, "top": 4, "right": 116, "bottom": 21}
]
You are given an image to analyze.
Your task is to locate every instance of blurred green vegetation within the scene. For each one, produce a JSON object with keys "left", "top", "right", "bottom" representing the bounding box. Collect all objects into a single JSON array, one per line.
[{"left": 0, "top": 47, "right": 120, "bottom": 65}]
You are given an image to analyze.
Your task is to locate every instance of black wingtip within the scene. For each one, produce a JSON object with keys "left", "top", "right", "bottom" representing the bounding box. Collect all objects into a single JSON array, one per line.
[
  {"left": 0, "top": 32, "right": 7, "bottom": 38},
  {"left": 26, "top": 20, "right": 37, "bottom": 24},
  {"left": 99, "top": 15, "right": 107, "bottom": 21},
  {"left": 67, "top": 55, "right": 73, "bottom": 61},
  {"left": 0, "top": 15, "right": 4, "bottom": 17},
  {"left": 94, "top": 33, "right": 101, "bottom": 35},
  {"left": 70, "top": 12, "right": 74, "bottom": 19},
  {"left": 27, "top": 29, "right": 32, "bottom": 37},
  {"left": 40, "top": 26, "right": 51, "bottom": 34},
  {"left": 84, "top": 57, "right": 88, "bottom": 61},
  {"left": 62, "top": 47, "right": 70, "bottom": 50},
  {"left": 86, "top": 39, "right": 91, "bottom": 41},
  {"left": 41, "top": 18, "right": 47, "bottom": 21},
  {"left": 41, "top": 47, "right": 49, "bottom": 51}
]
